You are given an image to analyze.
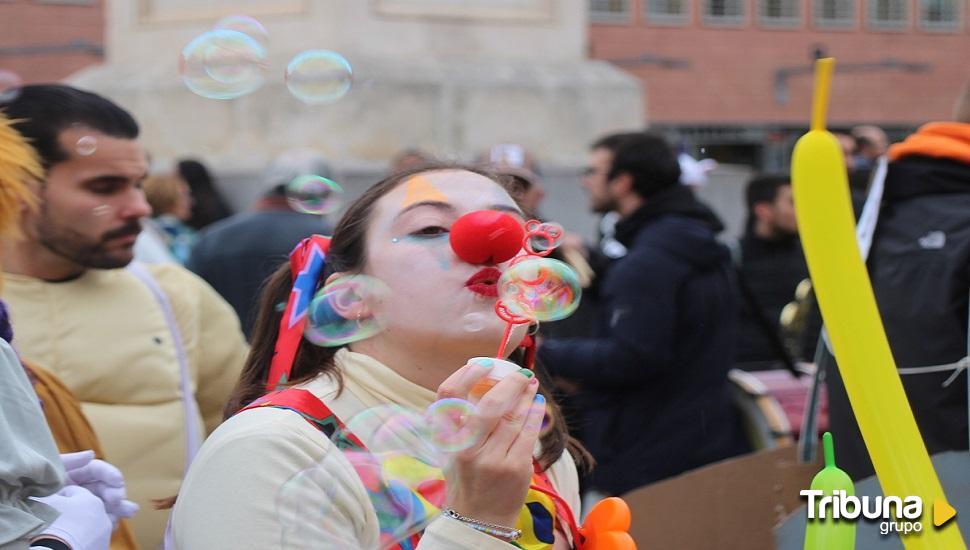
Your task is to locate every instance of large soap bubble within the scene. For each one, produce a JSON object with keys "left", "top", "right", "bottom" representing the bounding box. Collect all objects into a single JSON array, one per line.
[
  {"left": 285, "top": 50, "right": 353, "bottom": 104},
  {"left": 498, "top": 257, "right": 581, "bottom": 322},
  {"left": 286, "top": 175, "right": 343, "bottom": 215},
  {"left": 180, "top": 29, "right": 267, "bottom": 100},
  {"left": 305, "top": 274, "right": 390, "bottom": 347}
]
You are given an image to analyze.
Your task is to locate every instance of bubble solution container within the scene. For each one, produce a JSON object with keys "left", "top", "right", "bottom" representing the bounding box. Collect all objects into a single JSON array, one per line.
[{"left": 467, "top": 357, "right": 521, "bottom": 402}]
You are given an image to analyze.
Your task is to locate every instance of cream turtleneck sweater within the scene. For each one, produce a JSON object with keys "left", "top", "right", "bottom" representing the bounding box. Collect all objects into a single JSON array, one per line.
[{"left": 171, "top": 349, "right": 580, "bottom": 549}]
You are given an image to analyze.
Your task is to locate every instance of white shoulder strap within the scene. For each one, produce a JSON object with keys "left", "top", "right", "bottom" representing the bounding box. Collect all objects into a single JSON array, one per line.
[
  {"left": 126, "top": 262, "right": 202, "bottom": 471},
  {"left": 855, "top": 155, "right": 888, "bottom": 261}
]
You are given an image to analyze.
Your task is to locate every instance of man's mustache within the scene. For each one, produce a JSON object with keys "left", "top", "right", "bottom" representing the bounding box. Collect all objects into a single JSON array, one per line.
[{"left": 101, "top": 221, "right": 142, "bottom": 242}]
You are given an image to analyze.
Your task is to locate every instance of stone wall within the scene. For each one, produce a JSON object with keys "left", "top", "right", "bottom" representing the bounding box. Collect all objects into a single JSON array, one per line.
[{"left": 68, "top": 0, "right": 644, "bottom": 236}]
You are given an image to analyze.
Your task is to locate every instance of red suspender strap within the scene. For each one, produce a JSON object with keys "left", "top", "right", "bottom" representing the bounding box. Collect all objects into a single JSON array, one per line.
[
  {"left": 531, "top": 463, "right": 584, "bottom": 548},
  {"left": 239, "top": 388, "right": 366, "bottom": 448}
]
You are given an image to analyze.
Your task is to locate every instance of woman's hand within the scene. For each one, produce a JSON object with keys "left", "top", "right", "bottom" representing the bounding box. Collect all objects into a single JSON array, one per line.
[{"left": 436, "top": 361, "right": 545, "bottom": 529}]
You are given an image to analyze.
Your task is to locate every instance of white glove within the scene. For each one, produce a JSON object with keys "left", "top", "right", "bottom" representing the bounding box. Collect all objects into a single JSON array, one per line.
[
  {"left": 33, "top": 485, "right": 112, "bottom": 549},
  {"left": 60, "top": 450, "right": 139, "bottom": 528}
]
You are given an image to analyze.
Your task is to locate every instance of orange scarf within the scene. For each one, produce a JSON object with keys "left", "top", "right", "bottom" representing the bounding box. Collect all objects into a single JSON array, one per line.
[
  {"left": 27, "top": 362, "right": 140, "bottom": 550},
  {"left": 888, "top": 122, "right": 970, "bottom": 164}
]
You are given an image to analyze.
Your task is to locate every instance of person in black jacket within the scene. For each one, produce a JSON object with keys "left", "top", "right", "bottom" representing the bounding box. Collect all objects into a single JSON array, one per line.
[
  {"left": 187, "top": 149, "right": 333, "bottom": 338},
  {"left": 735, "top": 174, "right": 808, "bottom": 370},
  {"left": 537, "top": 132, "right": 749, "bottom": 499},
  {"left": 827, "top": 101, "right": 970, "bottom": 479}
]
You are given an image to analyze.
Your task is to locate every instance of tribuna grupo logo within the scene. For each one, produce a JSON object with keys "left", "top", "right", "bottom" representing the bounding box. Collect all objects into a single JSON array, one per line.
[{"left": 801, "top": 490, "right": 924, "bottom": 535}]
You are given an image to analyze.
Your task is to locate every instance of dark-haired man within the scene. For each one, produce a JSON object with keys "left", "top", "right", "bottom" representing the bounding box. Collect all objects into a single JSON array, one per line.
[
  {"left": 0, "top": 84, "right": 247, "bottom": 548},
  {"left": 538, "top": 132, "right": 748, "bottom": 501},
  {"left": 735, "top": 174, "right": 807, "bottom": 369}
]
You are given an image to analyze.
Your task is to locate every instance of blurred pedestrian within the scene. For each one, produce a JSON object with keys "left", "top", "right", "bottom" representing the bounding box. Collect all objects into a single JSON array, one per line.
[
  {"left": 187, "top": 149, "right": 334, "bottom": 338},
  {"left": 143, "top": 173, "right": 197, "bottom": 264},
  {"left": 177, "top": 159, "right": 232, "bottom": 230}
]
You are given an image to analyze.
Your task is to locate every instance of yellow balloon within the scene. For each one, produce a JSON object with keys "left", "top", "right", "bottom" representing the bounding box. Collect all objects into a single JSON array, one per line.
[{"left": 791, "top": 58, "right": 965, "bottom": 549}]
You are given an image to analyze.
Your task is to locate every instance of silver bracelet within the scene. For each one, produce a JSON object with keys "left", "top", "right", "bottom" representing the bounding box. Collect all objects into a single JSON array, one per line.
[{"left": 441, "top": 508, "right": 522, "bottom": 541}]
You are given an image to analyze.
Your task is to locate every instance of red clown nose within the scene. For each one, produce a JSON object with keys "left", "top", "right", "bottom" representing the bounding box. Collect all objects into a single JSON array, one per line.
[{"left": 449, "top": 210, "right": 525, "bottom": 265}]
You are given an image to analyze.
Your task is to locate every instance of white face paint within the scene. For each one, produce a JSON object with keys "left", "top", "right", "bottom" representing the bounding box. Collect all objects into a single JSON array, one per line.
[{"left": 361, "top": 170, "right": 528, "bottom": 360}]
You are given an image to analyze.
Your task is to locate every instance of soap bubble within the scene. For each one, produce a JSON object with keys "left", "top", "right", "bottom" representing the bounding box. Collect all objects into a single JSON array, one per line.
[
  {"left": 286, "top": 175, "right": 343, "bottom": 215},
  {"left": 425, "top": 398, "right": 482, "bottom": 453},
  {"left": 276, "top": 397, "right": 498, "bottom": 548},
  {"left": 75, "top": 135, "right": 98, "bottom": 156},
  {"left": 351, "top": 450, "right": 440, "bottom": 547},
  {"left": 278, "top": 448, "right": 435, "bottom": 549},
  {"left": 0, "top": 70, "right": 22, "bottom": 102},
  {"left": 498, "top": 257, "right": 581, "bottom": 321},
  {"left": 305, "top": 274, "right": 389, "bottom": 347},
  {"left": 179, "top": 29, "right": 267, "bottom": 100},
  {"left": 213, "top": 14, "right": 268, "bottom": 46},
  {"left": 285, "top": 50, "right": 353, "bottom": 104},
  {"left": 339, "top": 405, "right": 437, "bottom": 462},
  {"left": 331, "top": 405, "right": 458, "bottom": 541},
  {"left": 277, "top": 451, "right": 360, "bottom": 549},
  {"left": 525, "top": 221, "right": 565, "bottom": 254},
  {"left": 460, "top": 312, "right": 489, "bottom": 333},
  {"left": 337, "top": 400, "right": 484, "bottom": 458}
]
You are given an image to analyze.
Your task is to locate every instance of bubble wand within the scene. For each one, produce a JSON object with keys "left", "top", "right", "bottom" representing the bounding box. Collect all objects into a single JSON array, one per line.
[{"left": 492, "top": 220, "right": 565, "bottom": 357}]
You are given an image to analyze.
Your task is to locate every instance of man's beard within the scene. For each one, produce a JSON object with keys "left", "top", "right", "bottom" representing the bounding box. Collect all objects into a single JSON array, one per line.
[{"left": 36, "top": 214, "right": 141, "bottom": 270}]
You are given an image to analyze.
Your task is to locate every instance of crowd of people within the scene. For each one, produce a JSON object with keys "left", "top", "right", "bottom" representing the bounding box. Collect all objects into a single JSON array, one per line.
[{"left": 0, "top": 80, "right": 968, "bottom": 549}]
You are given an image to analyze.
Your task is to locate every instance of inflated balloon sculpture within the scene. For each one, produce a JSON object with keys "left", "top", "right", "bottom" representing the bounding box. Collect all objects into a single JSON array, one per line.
[
  {"left": 791, "top": 58, "right": 964, "bottom": 549},
  {"left": 804, "top": 433, "right": 855, "bottom": 550},
  {"left": 450, "top": 211, "right": 636, "bottom": 549}
]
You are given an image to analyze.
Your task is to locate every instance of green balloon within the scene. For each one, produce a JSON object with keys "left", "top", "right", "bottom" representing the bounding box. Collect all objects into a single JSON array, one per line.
[{"left": 804, "top": 432, "right": 856, "bottom": 550}]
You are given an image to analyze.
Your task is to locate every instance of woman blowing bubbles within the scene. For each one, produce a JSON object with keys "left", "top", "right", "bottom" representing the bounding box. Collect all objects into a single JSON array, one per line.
[{"left": 171, "top": 167, "right": 583, "bottom": 548}]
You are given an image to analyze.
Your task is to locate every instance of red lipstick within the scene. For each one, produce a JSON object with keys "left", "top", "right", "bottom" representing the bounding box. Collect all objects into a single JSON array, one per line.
[{"left": 465, "top": 267, "right": 501, "bottom": 297}]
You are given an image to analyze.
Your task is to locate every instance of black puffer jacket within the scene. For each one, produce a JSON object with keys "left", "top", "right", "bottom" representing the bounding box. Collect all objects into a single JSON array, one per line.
[
  {"left": 827, "top": 129, "right": 970, "bottom": 479},
  {"left": 735, "top": 232, "right": 808, "bottom": 367},
  {"left": 539, "top": 185, "right": 749, "bottom": 496}
]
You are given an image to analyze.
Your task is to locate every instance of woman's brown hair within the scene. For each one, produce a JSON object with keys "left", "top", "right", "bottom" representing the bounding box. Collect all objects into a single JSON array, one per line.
[
  {"left": 226, "top": 164, "right": 589, "bottom": 471},
  {"left": 143, "top": 173, "right": 188, "bottom": 216}
]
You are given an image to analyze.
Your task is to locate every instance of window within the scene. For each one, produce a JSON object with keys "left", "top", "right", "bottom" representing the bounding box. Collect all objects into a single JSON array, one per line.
[
  {"left": 815, "top": 0, "right": 855, "bottom": 27},
  {"left": 647, "top": 0, "right": 690, "bottom": 24},
  {"left": 590, "top": 0, "right": 631, "bottom": 22},
  {"left": 868, "top": 0, "right": 908, "bottom": 28},
  {"left": 920, "top": 0, "right": 960, "bottom": 29},
  {"left": 759, "top": 0, "right": 801, "bottom": 25},
  {"left": 704, "top": 0, "right": 747, "bottom": 24}
]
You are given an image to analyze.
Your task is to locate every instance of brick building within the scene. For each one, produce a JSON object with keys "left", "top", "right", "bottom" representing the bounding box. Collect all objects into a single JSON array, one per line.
[
  {"left": 0, "top": 0, "right": 104, "bottom": 86},
  {"left": 2, "top": 0, "right": 965, "bottom": 172},
  {"left": 588, "top": 0, "right": 970, "bottom": 169}
]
